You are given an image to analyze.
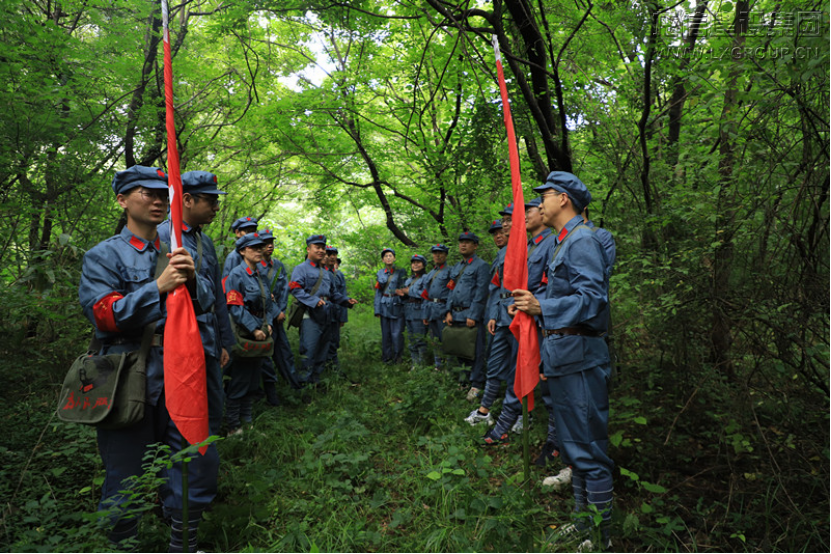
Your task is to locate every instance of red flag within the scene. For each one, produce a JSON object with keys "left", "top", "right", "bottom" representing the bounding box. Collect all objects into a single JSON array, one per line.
[
  {"left": 162, "top": 0, "right": 208, "bottom": 454},
  {"left": 492, "top": 36, "right": 540, "bottom": 411}
]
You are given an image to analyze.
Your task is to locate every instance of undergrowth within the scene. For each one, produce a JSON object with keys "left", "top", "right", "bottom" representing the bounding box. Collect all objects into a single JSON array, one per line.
[{"left": 1, "top": 307, "right": 828, "bottom": 552}]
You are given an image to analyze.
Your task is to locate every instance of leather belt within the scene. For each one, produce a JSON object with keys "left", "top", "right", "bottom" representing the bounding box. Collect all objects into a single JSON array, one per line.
[
  {"left": 382, "top": 294, "right": 393, "bottom": 297},
  {"left": 109, "top": 334, "right": 164, "bottom": 347},
  {"left": 427, "top": 298, "right": 444, "bottom": 303},
  {"left": 452, "top": 306, "right": 470, "bottom": 312},
  {"left": 404, "top": 298, "right": 423, "bottom": 303},
  {"left": 542, "top": 327, "right": 604, "bottom": 338},
  {"left": 499, "top": 292, "right": 513, "bottom": 299}
]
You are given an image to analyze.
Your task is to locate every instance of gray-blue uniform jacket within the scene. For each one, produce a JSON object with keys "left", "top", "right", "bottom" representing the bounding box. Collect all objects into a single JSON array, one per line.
[
  {"left": 258, "top": 258, "right": 290, "bottom": 317},
  {"left": 421, "top": 263, "right": 452, "bottom": 321},
  {"left": 158, "top": 220, "right": 236, "bottom": 359},
  {"left": 374, "top": 267, "right": 406, "bottom": 318},
  {"left": 539, "top": 215, "right": 610, "bottom": 377},
  {"left": 330, "top": 268, "right": 349, "bottom": 323},
  {"left": 78, "top": 227, "right": 213, "bottom": 406},
  {"left": 403, "top": 273, "right": 427, "bottom": 321},
  {"left": 586, "top": 221, "right": 616, "bottom": 278},
  {"left": 290, "top": 259, "right": 351, "bottom": 324},
  {"left": 444, "top": 255, "right": 490, "bottom": 323},
  {"left": 225, "top": 264, "right": 279, "bottom": 334},
  {"left": 527, "top": 228, "right": 556, "bottom": 296},
  {"left": 486, "top": 246, "right": 513, "bottom": 327},
  {"left": 222, "top": 248, "right": 243, "bottom": 280}
]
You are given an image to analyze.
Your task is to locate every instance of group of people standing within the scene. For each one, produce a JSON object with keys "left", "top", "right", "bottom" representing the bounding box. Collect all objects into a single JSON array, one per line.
[
  {"left": 78, "top": 164, "right": 615, "bottom": 550},
  {"left": 78, "top": 166, "right": 356, "bottom": 551},
  {"left": 373, "top": 171, "right": 617, "bottom": 549}
]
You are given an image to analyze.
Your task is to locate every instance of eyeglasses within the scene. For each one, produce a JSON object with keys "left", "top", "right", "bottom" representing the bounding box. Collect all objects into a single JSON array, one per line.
[
  {"left": 137, "top": 188, "right": 169, "bottom": 203},
  {"left": 194, "top": 194, "right": 220, "bottom": 207}
]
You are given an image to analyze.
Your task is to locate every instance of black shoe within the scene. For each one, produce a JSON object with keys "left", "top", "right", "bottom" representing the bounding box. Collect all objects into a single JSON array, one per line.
[
  {"left": 535, "top": 441, "right": 557, "bottom": 467},
  {"left": 265, "top": 386, "right": 281, "bottom": 407}
]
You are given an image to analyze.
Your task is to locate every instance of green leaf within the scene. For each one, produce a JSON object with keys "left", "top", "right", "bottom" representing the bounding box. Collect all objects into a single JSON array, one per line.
[
  {"left": 641, "top": 481, "right": 668, "bottom": 493},
  {"left": 426, "top": 471, "right": 441, "bottom": 481},
  {"left": 620, "top": 467, "right": 640, "bottom": 481}
]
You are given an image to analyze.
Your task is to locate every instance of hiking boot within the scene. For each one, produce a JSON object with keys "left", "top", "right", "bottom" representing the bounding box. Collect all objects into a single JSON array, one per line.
[
  {"left": 511, "top": 415, "right": 525, "bottom": 434},
  {"left": 480, "top": 429, "right": 510, "bottom": 446},
  {"left": 542, "top": 466, "right": 573, "bottom": 491},
  {"left": 464, "top": 409, "right": 494, "bottom": 426},
  {"left": 465, "top": 387, "right": 481, "bottom": 402}
]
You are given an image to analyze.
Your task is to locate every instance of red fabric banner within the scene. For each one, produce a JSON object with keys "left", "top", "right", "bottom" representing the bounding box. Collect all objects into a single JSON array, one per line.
[
  {"left": 492, "top": 36, "right": 540, "bottom": 411},
  {"left": 162, "top": 0, "right": 208, "bottom": 454}
]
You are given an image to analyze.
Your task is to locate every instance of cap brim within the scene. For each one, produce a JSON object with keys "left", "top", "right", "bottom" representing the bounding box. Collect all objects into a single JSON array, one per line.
[{"left": 126, "top": 179, "right": 169, "bottom": 191}]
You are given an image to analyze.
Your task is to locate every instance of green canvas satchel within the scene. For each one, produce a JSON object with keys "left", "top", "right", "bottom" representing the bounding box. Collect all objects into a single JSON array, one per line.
[
  {"left": 57, "top": 244, "right": 168, "bottom": 430},
  {"left": 441, "top": 325, "right": 478, "bottom": 360},
  {"left": 286, "top": 267, "right": 323, "bottom": 329}
]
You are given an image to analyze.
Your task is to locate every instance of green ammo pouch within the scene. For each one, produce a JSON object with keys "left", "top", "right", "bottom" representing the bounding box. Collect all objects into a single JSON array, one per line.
[
  {"left": 441, "top": 325, "right": 478, "bottom": 360},
  {"left": 231, "top": 272, "right": 274, "bottom": 358},
  {"left": 286, "top": 301, "right": 306, "bottom": 329},
  {"left": 287, "top": 266, "right": 324, "bottom": 329},
  {"left": 231, "top": 323, "right": 274, "bottom": 358}
]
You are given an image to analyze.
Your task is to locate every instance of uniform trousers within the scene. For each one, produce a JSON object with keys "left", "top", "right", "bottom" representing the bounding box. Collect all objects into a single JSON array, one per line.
[
  {"left": 225, "top": 357, "right": 263, "bottom": 428},
  {"left": 380, "top": 315, "right": 405, "bottom": 363},
  {"left": 264, "top": 321, "right": 301, "bottom": 389},
  {"left": 456, "top": 323, "right": 486, "bottom": 389},
  {"left": 547, "top": 365, "right": 614, "bottom": 527},
  {"left": 405, "top": 317, "right": 428, "bottom": 365},
  {"left": 480, "top": 326, "right": 517, "bottom": 409},
  {"left": 97, "top": 389, "right": 219, "bottom": 542},
  {"left": 205, "top": 355, "right": 224, "bottom": 436},
  {"left": 299, "top": 316, "right": 334, "bottom": 383},
  {"left": 427, "top": 318, "right": 446, "bottom": 367},
  {"left": 326, "top": 322, "right": 342, "bottom": 370}
]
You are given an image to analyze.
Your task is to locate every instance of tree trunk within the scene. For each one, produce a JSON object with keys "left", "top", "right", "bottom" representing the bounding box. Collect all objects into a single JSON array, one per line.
[{"left": 709, "top": 2, "right": 750, "bottom": 382}]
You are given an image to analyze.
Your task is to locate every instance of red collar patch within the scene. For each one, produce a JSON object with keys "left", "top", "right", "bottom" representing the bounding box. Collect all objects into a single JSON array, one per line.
[
  {"left": 310, "top": 261, "right": 317, "bottom": 268},
  {"left": 246, "top": 266, "right": 254, "bottom": 275},
  {"left": 466, "top": 257, "right": 473, "bottom": 264},
  {"left": 534, "top": 234, "right": 544, "bottom": 244},
  {"left": 557, "top": 227, "right": 568, "bottom": 241}
]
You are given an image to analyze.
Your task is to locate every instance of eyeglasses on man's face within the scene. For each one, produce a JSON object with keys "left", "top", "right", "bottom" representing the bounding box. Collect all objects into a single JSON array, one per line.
[
  {"left": 137, "top": 188, "right": 170, "bottom": 203},
  {"left": 194, "top": 194, "right": 221, "bottom": 207}
]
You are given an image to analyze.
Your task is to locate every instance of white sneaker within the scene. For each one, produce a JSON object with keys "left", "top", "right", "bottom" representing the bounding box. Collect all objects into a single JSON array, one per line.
[
  {"left": 511, "top": 415, "right": 525, "bottom": 434},
  {"left": 465, "top": 387, "right": 481, "bottom": 402},
  {"left": 464, "top": 409, "right": 494, "bottom": 426},
  {"left": 542, "top": 466, "right": 573, "bottom": 491},
  {"left": 577, "top": 537, "right": 612, "bottom": 552}
]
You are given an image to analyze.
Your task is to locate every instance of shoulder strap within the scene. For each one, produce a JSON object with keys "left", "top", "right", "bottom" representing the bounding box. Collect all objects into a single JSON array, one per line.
[
  {"left": 268, "top": 263, "right": 283, "bottom": 292},
  {"left": 310, "top": 266, "right": 324, "bottom": 295},
  {"left": 383, "top": 268, "right": 397, "bottom": 294},
  {"left": 254, "top": 272, "right": 270, "bottom": 331},
  {"left": 137, "top": 243, "right": 170, "bottom": 364},
  {"left": 550, "top": 224, "right": 593, "bottom": 263},
  {"left": 195, "top": 232, "right": 203, "bottom": 274}
]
